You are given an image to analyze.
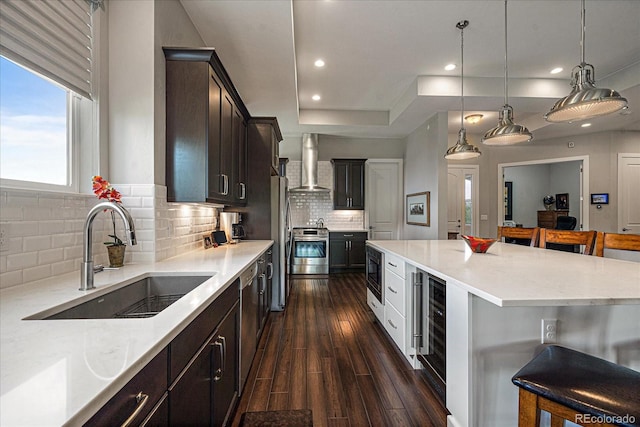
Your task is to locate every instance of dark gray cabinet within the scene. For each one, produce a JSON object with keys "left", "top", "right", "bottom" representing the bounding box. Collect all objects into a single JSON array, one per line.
[
  {"left": 164, "top": 48, "right": 249, "bottom": 206},
  {"left": 83, "top": 348, "right": 168, "bottom": 426},
  {"left": 332, "top": 159, "right": 366, "bottom": 210},
  {"left": 329, "top": 232, "right": 367, "bottom": 272}
]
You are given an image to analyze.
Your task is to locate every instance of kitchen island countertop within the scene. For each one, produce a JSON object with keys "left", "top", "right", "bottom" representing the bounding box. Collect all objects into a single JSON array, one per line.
[
  {"left": 367, "top": 239, "right": 640, "bottom": 307},
  {"left": 0, "top": 240, "right": 273, "bottom": 426}
]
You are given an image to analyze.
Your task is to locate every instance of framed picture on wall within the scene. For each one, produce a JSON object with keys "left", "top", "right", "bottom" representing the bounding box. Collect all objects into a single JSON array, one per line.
[
  {"left": 406, "top": 191, "right": 430, "bottom": 226},
  {"left": 556, "top": 193, "right": 569, "bottom": 210}
]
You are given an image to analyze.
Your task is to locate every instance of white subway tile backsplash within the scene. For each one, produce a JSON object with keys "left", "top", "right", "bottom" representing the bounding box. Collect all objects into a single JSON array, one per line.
[
  {"left": 22, "top": 264, "right": 51, "bottom": 283},
  {"left": 0, "top": 270, "right": 23, "bottom": 289},
  {"left": 0, "top": 185, "right": 218, "bottom": 289}
]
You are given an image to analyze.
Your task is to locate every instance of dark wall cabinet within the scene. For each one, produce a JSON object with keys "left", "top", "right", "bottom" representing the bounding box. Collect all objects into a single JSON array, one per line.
[
  {"left": 332, "top": 159, "right": 366, "bottom": 210},
  {"left": 164, "top": 48, "right": 249, "bottom": 206},
  {"left": 229, "top": 118, "right": 282, "bottom": 240},
  {"left": 329, "top": 231, "right": 367, "bottom": 272}
]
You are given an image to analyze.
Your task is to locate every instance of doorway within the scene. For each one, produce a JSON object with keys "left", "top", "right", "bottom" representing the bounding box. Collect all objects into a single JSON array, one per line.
[
  {"left": 498, "top": 156, "right": 590, "bottom": 230},
  {"left": 365, "top": 159, "right": 403, "bottom": 240},
  {"left": 448, "top": 166, "right": 479, "bottom": 238}
]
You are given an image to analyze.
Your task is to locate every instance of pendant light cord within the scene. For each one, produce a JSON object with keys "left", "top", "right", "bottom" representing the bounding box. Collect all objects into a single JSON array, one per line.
[
  {"left": 503, "top": 0, "right": 509, "bottom": 106},
  {"left": 457, "top": 20, "right": 468, "bottom": 130},
  {"left": 580, "top": 0, "right": 586, "bottom": 65}
]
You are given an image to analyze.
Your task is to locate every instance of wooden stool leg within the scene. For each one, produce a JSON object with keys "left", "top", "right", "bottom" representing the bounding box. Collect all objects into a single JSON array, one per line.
[
  {"left": 518, "top": 388, "right": 541, "bottom": 427},
  {"left": 550, "top": 414, "right": 564, "bottom": 427}
]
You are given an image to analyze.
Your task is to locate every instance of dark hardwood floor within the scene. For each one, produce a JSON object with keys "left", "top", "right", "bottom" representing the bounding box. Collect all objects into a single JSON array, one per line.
[{"left": 231, "top": 273, "right": 448, "bottom": 427}]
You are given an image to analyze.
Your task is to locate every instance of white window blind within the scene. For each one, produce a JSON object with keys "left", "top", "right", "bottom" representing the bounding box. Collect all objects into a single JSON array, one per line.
[{"left": 0, "top": 0, "right": 93, "bottom": 99}]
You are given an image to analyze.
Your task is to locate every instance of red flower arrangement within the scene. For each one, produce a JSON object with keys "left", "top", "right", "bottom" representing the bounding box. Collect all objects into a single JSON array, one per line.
[{"left": 92, "top": 175, "right": 125, "bottom": 246}]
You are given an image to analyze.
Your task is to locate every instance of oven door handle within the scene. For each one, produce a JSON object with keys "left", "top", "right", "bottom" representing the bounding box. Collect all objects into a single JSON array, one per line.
[{"left": 412, "top": 272, "right": 423, "bottom": 349}]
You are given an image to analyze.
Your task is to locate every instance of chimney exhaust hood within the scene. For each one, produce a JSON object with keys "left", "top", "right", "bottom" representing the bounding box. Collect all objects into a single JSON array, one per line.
[{"left": 290, "top": 134, "right": 330, "bottom": 192}]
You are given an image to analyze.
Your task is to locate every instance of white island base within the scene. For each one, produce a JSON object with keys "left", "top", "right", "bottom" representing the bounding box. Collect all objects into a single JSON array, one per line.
[{"left": 367, "top": 240, "right": 640, "bottom": 427}]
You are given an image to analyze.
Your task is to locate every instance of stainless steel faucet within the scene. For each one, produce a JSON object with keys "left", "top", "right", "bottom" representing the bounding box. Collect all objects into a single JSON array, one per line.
[
  {"left": 316, "top": 218, "right": 324, "bottom": 228},
  {"left": 81, "top": 201, "right": 137, "bottom": 291}
]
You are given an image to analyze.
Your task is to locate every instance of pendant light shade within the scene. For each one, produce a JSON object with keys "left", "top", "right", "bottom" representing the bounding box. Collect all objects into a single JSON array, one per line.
[
  {"left": 482, "top": 0, "right": 532, "bottom": 145},
  {"left": 445, "top": 20, "right": 481, "bottom": 160},
  {"left": 545, "top": 0, "right": 628, "bottom": 123}
]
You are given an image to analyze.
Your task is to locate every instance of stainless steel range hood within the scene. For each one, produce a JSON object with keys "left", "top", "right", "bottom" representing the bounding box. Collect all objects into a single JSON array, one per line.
[{"left": 290, "top": 133, "right": 330, "bottom": 192}]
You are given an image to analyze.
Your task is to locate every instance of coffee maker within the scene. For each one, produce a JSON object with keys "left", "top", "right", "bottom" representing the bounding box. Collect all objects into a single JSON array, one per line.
[{"left": 219, "top": 212, "right": 245, "bottom": 243}]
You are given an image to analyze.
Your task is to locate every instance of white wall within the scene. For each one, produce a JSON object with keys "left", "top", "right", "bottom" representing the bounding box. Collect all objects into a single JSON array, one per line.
[
  {"left": 403, "top": 113, "right": 448, "bottom": 239},
  {"left": 454, "top": 130, "right": 639, "bottom": 237}
]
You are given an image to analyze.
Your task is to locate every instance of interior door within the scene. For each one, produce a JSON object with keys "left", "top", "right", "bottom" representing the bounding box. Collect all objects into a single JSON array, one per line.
[
  {"left": 448, "top": 169, "right": 462, "bottom": 238},
  {"left": 448, "top": 167, "right": 479, "bottom": 238},
  {"left": 365, "top": 160, "right": 402, "bottom": 240},
  {"left": 618, "top": 153, "right": 640, "bottom": 234}
]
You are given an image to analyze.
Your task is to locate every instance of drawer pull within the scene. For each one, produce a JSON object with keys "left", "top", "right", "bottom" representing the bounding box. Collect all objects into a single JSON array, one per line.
[
  {"left": 343, "top": 234, "right": 353, "bottom": 237},
  {"left": 388, "top": 262, "right": 397, "bottom": 268},
  {"left": 121, "top": 392, "right": 149, "bottom": 427},
  {"left": 387, "top": 286, "right": 398, "bottom": 294},
  {"left": 387, "top": 319, "right": 397, "bottom": 329}
]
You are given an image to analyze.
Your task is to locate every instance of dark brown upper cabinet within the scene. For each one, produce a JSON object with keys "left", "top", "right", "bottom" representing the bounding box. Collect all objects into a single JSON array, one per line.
[
  {"left": 164, "top": 48, "right": 249, "bottom": 205},
  {"left": 332, "top": 159, "right": 366, "bottom": 210}
]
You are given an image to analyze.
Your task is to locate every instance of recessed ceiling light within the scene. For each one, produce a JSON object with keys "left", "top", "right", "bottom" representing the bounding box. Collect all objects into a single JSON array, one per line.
[
  {"left": 581, "top": 122, "right": 591, "bottom": 127},
  {"left": 314, "top": 59, "right": 325, "bottom": 68},
  {"left": 312, "top": 94, "right": 321, "bottom": 101},
  {"left": 444, "top": 63, "right": 456, "bottom": 71},
  {"left": 550, "top": 67, "right": 563, "bottom": 74},
  {"left": 465, "top": 114, "right": 483, "bottom": 124}
]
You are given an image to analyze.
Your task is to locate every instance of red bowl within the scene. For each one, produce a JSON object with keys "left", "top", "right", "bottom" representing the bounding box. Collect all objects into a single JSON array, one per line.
[{"left": 461, "top": 235, "right": 497, "bottom": 253}]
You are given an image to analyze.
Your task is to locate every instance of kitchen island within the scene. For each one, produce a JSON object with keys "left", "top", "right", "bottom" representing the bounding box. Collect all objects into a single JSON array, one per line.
[
  {"left": 367, "top": 240, "right": 640, "bottom": 427},
  {"left": 0, "top": 241, "right": 272, "bottom": 426}
]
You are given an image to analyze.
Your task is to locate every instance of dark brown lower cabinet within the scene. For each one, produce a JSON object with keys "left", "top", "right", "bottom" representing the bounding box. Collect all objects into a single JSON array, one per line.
[
  {"left": 84, "top": 280, "right": 241, "bottom": 427},
  {"left": 169, "top": 301, "right": 239, "bottom": 426},
  {"left": 83, "top": 348, "right": 168, "bottom": 426},
  {"left": 329, "top": 232, "right": 367, "bottom": 273}
]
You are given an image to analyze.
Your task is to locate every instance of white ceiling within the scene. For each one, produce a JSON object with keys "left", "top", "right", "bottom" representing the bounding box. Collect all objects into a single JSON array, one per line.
[{"left": 180, "top": 0, "right": 640, "bottom": 143}]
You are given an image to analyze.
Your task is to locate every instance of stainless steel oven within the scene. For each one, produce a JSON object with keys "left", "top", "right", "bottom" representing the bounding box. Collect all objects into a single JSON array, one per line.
[
  {"left": 366, "top": 246, "right": 383, "bottom": 303},
  {"left": 413, "top": 270, "right": 446, "bottom": 403},
  {"left": 291, "top": 227, "right": 329, "bottom": 275}
]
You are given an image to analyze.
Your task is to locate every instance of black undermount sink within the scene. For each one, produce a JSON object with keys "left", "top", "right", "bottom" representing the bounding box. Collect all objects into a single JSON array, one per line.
[{"left": 26, "top": 275, "right": 213, "bottom": 320}]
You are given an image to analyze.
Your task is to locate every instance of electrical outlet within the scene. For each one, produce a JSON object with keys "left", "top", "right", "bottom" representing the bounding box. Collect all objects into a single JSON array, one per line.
[{"left": 541, "top": 319, "right": 557, "bottom": 343}]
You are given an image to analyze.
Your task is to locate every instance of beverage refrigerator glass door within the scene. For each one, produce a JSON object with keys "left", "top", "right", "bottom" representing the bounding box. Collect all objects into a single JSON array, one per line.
[{"left": 413, "top": 271, "right": 447, "bottom": 403}]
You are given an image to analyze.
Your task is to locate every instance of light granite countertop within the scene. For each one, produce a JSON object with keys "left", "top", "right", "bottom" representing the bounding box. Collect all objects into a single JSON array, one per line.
[
  {"left": 367, "top": 240, "right": 640, "bottom": 307},
  {"left": 0, "top": 240, "right": 272, "bottom": 426}
]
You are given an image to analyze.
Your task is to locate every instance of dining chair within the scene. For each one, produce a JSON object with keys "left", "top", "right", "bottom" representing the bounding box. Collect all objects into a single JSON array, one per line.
[
  {"left": 538, "top": 229, "right": 597, "bottom": 255},
  {"left": 594, "top": 232, "right": 640, "bottom": 257},
  {"left": 497, "top": 226, "right": 540, "bottom": 247}
]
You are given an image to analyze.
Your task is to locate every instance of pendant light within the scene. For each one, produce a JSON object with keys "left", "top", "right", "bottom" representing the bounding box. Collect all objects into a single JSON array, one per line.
[
  {"left": 445, "top": 20, "right": 481, "bottom": 160},
  {"left": 545, "top": 0, "right": 628, "bottom": 123},
  {"left": 482, "top": 0, "right": 532, "bottom": 145}
]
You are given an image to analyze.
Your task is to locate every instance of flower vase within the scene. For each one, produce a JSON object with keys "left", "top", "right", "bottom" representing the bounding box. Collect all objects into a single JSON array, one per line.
[{"left": 107, "top": 245, "right": 126, "bottom": 268}]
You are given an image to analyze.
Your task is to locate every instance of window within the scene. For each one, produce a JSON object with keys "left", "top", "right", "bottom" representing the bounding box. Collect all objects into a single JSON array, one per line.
[
  {"left": 0, "top": 56, "right": 72, "bottom": 187},
  {"left": 0, "top": 0, "right": 102, "bottom": 193}
]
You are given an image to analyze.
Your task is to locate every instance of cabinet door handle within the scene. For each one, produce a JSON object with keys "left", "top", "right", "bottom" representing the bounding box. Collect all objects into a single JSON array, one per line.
[
  {"left": 120, "top": 392, "right": 149, "bottom": 427},
  {"left": 221, "top": 174, "right": 229, "bottom": 195},
  {"left": 387, "top": 319, "right": 397, "bottom": 329},
  {"left": 349, "top": 241, "right": 352, "bottom": 250},
  {"left": 212, "top": 337, "right": 224, "bottom": 381},
  {"left": 412, "top": 272, "right": 423, "bottom": 349},
  {"left": 240, "top": 182, "right": 246, "bottom": 199},
  {"left": 345, "top": 241, "right": 348, "bottom": 250},
  {"left": 219, "top": 335, "right": 226, "bottom": 377},
  {"left": 267, "top": 262, "right": 273, "bottom": 279},
  {"left": 387, "top": 285, "right": 397, "bottom": 294},
  {"left": 259, "top": 273, "right": 266, "bottom": 295}
]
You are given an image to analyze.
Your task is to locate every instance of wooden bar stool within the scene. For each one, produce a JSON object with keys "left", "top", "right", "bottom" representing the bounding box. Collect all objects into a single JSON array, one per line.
[
  {"left": 595, "top": 232, "right": 640, "bottom": 257},
  {"left": 497, "top": 226, "right": 540, "bottom": 247},
  {"left": 538, "top": 229, "right": 597, "bottom": 255},
  {"left": 512, "top": 345, "right": 640, "bottom": 427}
]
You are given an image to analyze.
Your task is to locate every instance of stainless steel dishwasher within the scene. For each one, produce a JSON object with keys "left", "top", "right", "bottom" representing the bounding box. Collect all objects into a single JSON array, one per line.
[{"left": 239, "top": 261, "right": 258, "bottom": 394}]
